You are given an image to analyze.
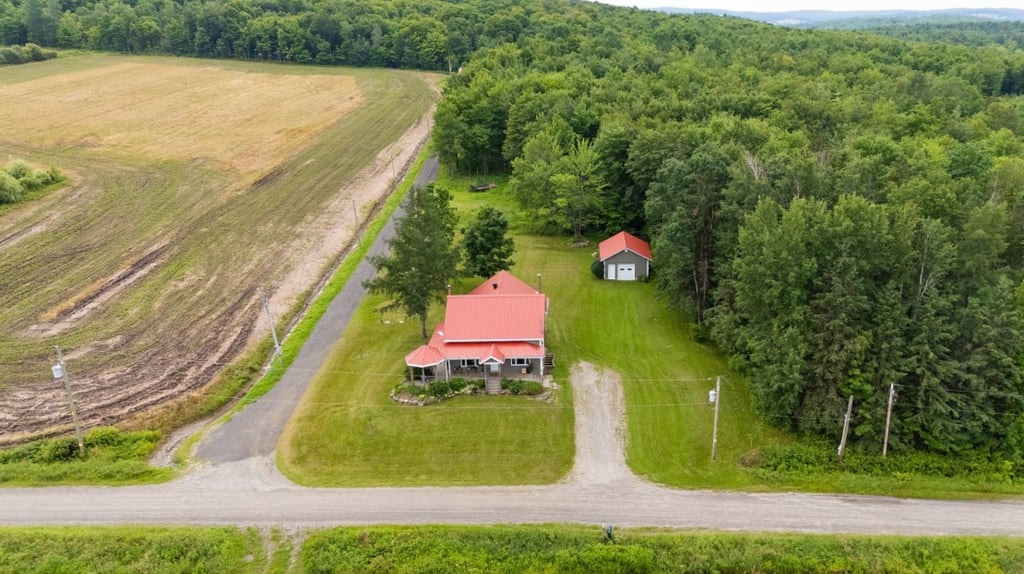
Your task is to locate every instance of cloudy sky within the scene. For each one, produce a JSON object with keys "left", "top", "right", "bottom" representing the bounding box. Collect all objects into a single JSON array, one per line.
[{"left": 600, "top": 0, "right": 1022, "bottom": 11}]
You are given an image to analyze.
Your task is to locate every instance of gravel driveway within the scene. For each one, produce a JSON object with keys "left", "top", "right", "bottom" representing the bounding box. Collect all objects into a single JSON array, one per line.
[{"left": 566, "top": 361, "right": 633, "bottom": 485}]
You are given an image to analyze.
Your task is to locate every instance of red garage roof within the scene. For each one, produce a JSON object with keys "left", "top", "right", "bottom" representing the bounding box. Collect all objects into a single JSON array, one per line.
[{"left": 599, "top": 231, "right": 652, "bottom": 262}]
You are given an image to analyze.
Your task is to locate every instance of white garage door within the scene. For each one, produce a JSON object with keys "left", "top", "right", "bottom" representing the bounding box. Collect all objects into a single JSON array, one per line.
[{"left": 617, "top": 263, "right": 635, "bottom": 281}]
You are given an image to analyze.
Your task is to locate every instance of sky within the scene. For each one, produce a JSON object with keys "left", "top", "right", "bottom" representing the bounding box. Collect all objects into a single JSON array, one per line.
[{"left": 599, "top": 0, "right": 1024, "bottom": 11}]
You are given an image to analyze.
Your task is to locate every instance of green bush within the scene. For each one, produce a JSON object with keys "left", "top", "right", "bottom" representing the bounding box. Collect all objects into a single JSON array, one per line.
[
  {"left": 0, "top": 43, "right": 56, "bottom": 65},
  {"left": 0, "top": 428, "right": 162, "bottom": 466},
  {"left": 591, "top": 258, "right": 604, "bottom": 279},
  {"left": 689, "top": 322, "right": 711, "bottom": 343},
  {"left": 521, "top": 381, "right": 544, "bottom": 395},
  {"left": 0, "top": 162, "right": 65, "bottom": 204},
  {"left": 448, "top": 378, "right": 468, "bottom": 392},
  {"left": 5, "top": 160, "right": 31, "bottom": 179},
  {"left": 427, "top": 379, "right": 451, "bottom": 398},
  {"left": 499, "top": 380, "right": 543, "bottom": 395},
  {"left": 0, "top": 46, "right": 23, "bottom": 64},
  {"left": 0, "top": 171, "right": 22, "bottom": 204}
]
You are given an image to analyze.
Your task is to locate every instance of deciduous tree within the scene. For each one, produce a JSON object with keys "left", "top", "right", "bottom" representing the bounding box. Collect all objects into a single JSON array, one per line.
[
  {"left": 461, "top": 206, "right": 515, "bottom": 278},
  {"left": 364, "top": 185, "right": 460, "bottom": 339}
]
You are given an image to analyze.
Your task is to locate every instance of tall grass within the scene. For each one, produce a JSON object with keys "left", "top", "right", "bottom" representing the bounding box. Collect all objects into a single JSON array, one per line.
[
  {"left": 0, "top": 526, "right": 267, "bottom": 573},
  {"left": 302, "top": 525, "right": 1024, "bottom": 574},
  {"left": 0, "top": 427, "right": 171, "bottom": 486}
]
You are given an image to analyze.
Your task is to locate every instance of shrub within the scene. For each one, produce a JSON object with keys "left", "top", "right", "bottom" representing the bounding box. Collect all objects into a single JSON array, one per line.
[
  {"left": 690, "top": 322, "right": 711, "bottom": 343},
  {"left": 0, "top": 428, "right": 162, "bottom": 467},
  {"left": 591, "top": 258, "right": 604, "bottom": 279},
  {"left": 37, "top": 438, "right": 81, "bottom": 462},
  {"left": 0, "top": 162, "right": 64, "bottom": 204},
  {"left": 520, "top": 381, "right": 544, "bottom": 395},
  {"left": 0, "top": 172, "right": 22, "bottom": 204},
  {"left": 392, "top": 383, "right": 420, "bottom": 396},
  {"left": 502, "top": 379, "right": 523, "bottom": 394},
  {"left": 23, "top": 42, "right": 43, "bottom": 61},
  {"left": 448, "top": 378, "right": 468, "bottom": 393},
  {"left": 5, "top": 160, "right": 32, "bottom": 179},
  {"left": 0, "top": 46, "right": 23, "bottom": 64},
  {"left": 427, "top": 379, "right": 451, "bottom": 398}
]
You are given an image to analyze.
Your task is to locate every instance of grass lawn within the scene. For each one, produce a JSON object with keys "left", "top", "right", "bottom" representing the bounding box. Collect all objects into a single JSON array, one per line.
[{"left": 277, "top": 296, "right": 574, "bottom": 486}]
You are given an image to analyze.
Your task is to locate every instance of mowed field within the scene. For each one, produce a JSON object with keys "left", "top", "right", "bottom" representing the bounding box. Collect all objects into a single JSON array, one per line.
[{"left": 0, "top": 55, "right": 439, "bottom": 444}]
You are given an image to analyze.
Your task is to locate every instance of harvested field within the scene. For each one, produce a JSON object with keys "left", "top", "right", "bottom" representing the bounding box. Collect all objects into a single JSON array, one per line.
[
  {"left": 0, "top": 55, "right": 439, "bottom": 445},
  {"left": 0, "top": 62, "right": 361, "bottom": 184}
]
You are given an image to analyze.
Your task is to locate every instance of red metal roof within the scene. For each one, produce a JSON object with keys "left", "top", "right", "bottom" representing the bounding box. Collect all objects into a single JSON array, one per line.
[
  {"left": 405, "top": 344, "right": 445, "bottom": 367},
  {"left": 442, "top": 293, "right": 547, "bottom": 342},
  {"left": 599, "top": 231, "right": 652, "bottom": 262},
  {"left": 403, "top": 272, "right": 550, "bottom": 368},
  {"left": 468, "top": 270, "right": 539, "bottom": 295}
]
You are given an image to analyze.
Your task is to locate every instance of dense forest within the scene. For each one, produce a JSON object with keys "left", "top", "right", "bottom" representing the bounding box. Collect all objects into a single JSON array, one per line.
[
  {"left": 4, "top": 0, "right": 1024, "bottom": 460},
  {"left": 858, "top": 21, "right": 1024, "bottom": 50}
]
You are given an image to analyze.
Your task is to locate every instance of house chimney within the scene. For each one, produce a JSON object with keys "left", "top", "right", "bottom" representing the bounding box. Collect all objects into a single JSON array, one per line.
[
  {"left": 537, "top": 273, "right": 542, "bottom": 292},
  {"left": 446, "top": 284, "right": 452, "bottom": 295}
]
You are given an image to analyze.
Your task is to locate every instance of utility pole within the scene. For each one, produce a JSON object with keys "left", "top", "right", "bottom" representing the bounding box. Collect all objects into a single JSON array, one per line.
[
  {"left": 882, "top": 383, "right": 895, "bottom": 457},
  {"left": 52, "top": 345, "right": 85, "bottom": 456},
  {"left": 351, "top": 199, "right": 361, "bottom": 246},
  {"left": 710, "top": 376, "right": 721, "bottom": 461},
  {"left": 838, "top": 395, "right": 854, "bottom": 461},
  {"left": 259, "top": 288, "right": 284, "bottom": 365}
]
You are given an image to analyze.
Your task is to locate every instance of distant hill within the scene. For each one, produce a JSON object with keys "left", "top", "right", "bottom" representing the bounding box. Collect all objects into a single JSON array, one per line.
[{"left": 656, "top": 7, "right": 1024, "bottom": 27}]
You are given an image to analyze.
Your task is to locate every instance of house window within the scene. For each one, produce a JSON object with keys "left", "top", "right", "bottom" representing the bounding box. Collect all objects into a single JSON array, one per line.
[
  {"left": 460, "top": 359, "right": 478, "bottom": 368},
  {"left": 510, "top": 358, "right": 529, "bottom": 367}
]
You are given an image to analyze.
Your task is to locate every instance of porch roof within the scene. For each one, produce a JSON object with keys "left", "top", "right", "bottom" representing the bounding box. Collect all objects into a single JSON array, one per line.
[
  {"left": 404, "top": 324, "right": 545, "bottom": 367},
  {"left": 404, "top": 344, "right": 445, "bottom": 367}
]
